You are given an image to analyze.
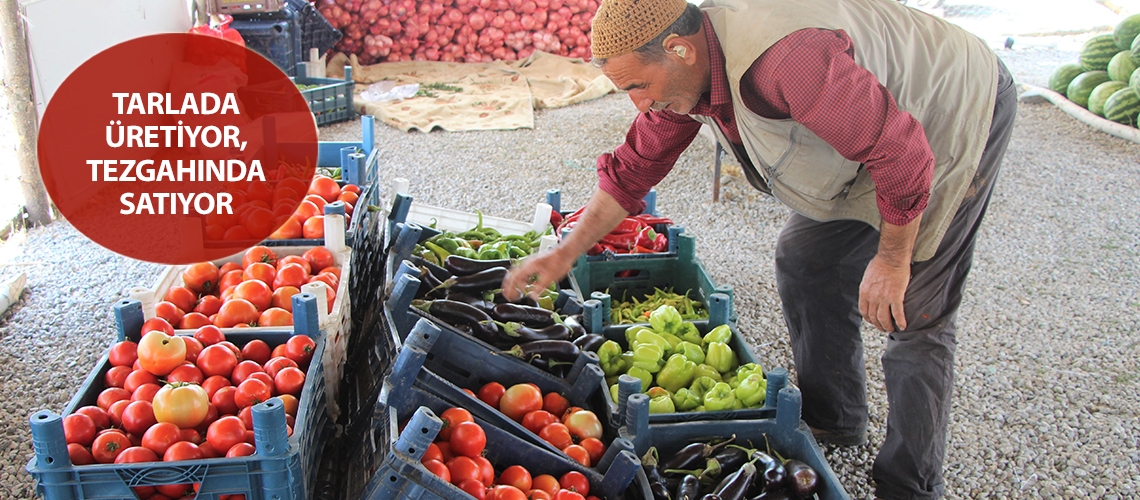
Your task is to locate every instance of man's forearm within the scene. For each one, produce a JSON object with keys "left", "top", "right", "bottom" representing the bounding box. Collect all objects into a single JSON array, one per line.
[
  {"left": 555, "top": 189, "right": 631, "bottom": 260},
  {"left": 877, "top": 214, "right": 923, "bottom": 266}
]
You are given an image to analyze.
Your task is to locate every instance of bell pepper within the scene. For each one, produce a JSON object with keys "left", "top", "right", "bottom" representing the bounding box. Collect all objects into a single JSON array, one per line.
[
  {"left": 634, "top": 226, "right": 668, "bottom": 253},
  {"left": 659, "top": 331, "right": 684, "bottom": 352},
  {"left": 597, "top": 340, "right": 628, "bottom": 377},
  {"left": 609, "top": 384, "right": 620, "bottom": 403},
  {"left": 477, "top": 247, "right": 504, "bottom": 260},
  {"left": 705, "top": 342, "right": 737, "bottom": 374},
  {"left": 648, "top": 304, "right": 683, "bottom": 336},
  {"left": 732, "top": 363, "right": 765, "bottom": 388},
  {"left": 632, "top": 328, "right": 672, "bottom": 357},
  {"left": 646, "top": 387, "right": 676, "bottom": 414},
  {"left": 627, "top": 366, "right": 654, "bottom": 392},
  {"left": 702, "top": 382, "right": 737, "bottom": 412},
  {"left": 631, "top": 343, "right": 665, "bottom": 373},
  {"left": 693, "top": 364, "right": 722, "bottom": 382},
  {"left": 733, "top": 373, "right": 767, "bottom": 407},
  {"left": 671, "top": 387, "right": 702, "bottom": 411},
  {"left": 656, "top": 354, "right": 696, "bottom": 393},
  {"left": 702, "top": 324, "right": 733, "bottom": 346},
  {"left": 625, "top": 325, "right": 654, "bottom": 347},
  {"left": 677, "top": 322, "right": 704, "bottom": 345},
  {"left": 676, "top": 341, "right": 705, "bottom": 364},
  {"left": 689, "top": 376, "right": 718, "bottom": 401}
]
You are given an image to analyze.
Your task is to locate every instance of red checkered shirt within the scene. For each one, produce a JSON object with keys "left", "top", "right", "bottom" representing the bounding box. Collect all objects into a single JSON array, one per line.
[{"left": 597, "top": 15, "right": 935, "bottom": 226}]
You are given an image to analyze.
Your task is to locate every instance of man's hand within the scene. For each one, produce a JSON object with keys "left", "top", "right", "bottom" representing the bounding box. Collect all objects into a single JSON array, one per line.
[
  {"left": 501, "top": 248, "right": 575, "bottom": 301},
  {"left": 858, "top": 215, "right": 922, "bottom": 332}
]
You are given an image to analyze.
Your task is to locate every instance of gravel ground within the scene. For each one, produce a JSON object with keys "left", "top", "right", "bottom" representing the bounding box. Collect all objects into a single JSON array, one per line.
[{"left": 2, "top": 4, "right": 1139, "bottom": 500}]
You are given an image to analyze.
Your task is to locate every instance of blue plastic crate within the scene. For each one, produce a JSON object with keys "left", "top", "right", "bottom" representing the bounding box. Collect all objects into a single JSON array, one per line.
[
  {"left": 546, "top": 188, "right": 683, "bottom": 263},
  {"left": 25, "top": 296, "right": 331, "bottom": 500},
  {"left": 617, "top": 386, "right": 851, "bottom": 500},
  {"left": 295, "top": 63, "right": 354, "bottom": 126}
]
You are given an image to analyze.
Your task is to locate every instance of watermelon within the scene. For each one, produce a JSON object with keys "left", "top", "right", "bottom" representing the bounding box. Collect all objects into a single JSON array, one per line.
[
  {"left": 1115, "top": 13, "right": 1140, "bottom": 51},
  {"left": 1067, "top": 70, "right": 1112, "bottom": 108},
  {"left": 1133, "top": 34, "right": 1140, "bottom": 66},
  {"left": 1104, "top": 87, "right": 1140, "bottom": 126},
  {"left": 1108, "top": 51, "right": 1137, "bottom": 81},
  {"left": 1082, "top": 34, "right": 1120, "bottom": 71},
  {"left": 1050, "top": 62, "right": 1087, "bottom": 94},
  {"left": 1089, "top": 81, "right": 1127, "bottom": 116},
  {"left": 1132, "top": 67, "right": 1140, "bottom": 96}
]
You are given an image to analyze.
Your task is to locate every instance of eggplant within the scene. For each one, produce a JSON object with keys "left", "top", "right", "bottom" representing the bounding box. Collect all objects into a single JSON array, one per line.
[
  {"left": 445, "top": 291, "right": 495, "bottom": 312},
  {"left": 442, "top": 266, "right": 510, "bottom": 294},
  {"left": 563, "top": 314, "right": 588, "bottom": 340},
  {"left": 497, "top": 323, "right": 571, "bottom": 343},
  {"left": 706, "top": 447, "right": 749, "bottom": 481},
  {"left": 713, "top": 462, "right": 756, "bottom": 500},
  {"left": 491, "top": 303, "right": 556, "bottom": 327},
  {"left": 421, "top": 299, "right": 500, "bottom": 342},
  {"left": 508, "top": 339, "right": 580, "bottom": 362},
  {"left": 572, "top": 333, "right": 606, "bottom": 352},
  {"left": 410, "top": 255, "right": 452, "bottom": 282},
  {"left": 699, "top": 495, "right": 722, "bottom": 500},
  {"left": 750, "top": 451, "right": 787, "bottom": 493},
  {"left": 493, "top": 291, "right": 540, "bottom": 307},
  {"left": 749, "top": 491, "right": 793, "bottom": 500},
  {"left": 661, "top": 438, "right": 734, "bottom": 473},
  {"left": 444, "top": 255, "right": 512, "bottom": 276},
  {"left": 641, "top": 448, "right": 672, "bottom": 500},
  {"left": 674, "top": 474, "right": 701, "bottom": 500},
  {"left": 783, "top": 459, "right": 819, "bottom": 498}
]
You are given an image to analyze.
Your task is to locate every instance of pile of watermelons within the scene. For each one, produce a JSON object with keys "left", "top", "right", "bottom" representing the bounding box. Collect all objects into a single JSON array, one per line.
[{"left": 1049, "top": 13, "right": 1140, "bottom": 127}]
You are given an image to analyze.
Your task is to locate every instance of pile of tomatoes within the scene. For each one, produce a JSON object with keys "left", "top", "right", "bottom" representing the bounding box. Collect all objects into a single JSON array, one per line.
[
  {"left": 268, "top": 174, "right": 360, "bottom": 241},
  {"left": 469, "top": 382, "right": 607, "bottom": 469},
  {"left": 61, "top": 319, "right": 316, "bottom": 500},
  {"left": 420, "top": 407, "right": 599, "bottom": 500},
  {"left": 163, "top": 245, "right": 340, "bottom": 330}
]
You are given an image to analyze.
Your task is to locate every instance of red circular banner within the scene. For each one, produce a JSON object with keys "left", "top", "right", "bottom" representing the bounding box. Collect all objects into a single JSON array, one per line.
[{"left": 38, "top": 33, "right": 318, "bottom": 265}]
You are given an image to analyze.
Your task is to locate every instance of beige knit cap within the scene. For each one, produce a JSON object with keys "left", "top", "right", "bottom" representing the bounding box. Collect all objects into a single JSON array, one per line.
[{"left": 590, "top": 0, "right": 688, "bottom": 59}]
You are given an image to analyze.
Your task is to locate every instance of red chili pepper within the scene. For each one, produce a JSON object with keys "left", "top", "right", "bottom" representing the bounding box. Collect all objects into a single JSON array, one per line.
[
  {"left": 549, "top": 210, "right": 564, "bottom": 228},
  {"left": 632, "top": 214, "right": 673, "bottom": 226},
  {"left": 611, "top": 218, "right": 646, "bottom": 234},
  {"left": 601, "top": 231, "right": 638, "bottom": 253}
]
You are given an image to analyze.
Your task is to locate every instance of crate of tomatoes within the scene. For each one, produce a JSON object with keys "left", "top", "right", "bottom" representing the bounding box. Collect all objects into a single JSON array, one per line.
[
  {"left": 141, "top": 244, "right": 351, "bottom": 419},
  {"left": 25, "top": 295, "right": 332, "bottom": 500}
]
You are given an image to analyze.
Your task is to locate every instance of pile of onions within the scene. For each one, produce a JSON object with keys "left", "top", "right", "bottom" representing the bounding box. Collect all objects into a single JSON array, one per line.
[{"left": 317, "top": 0, "right": 598, "bottom": 64}]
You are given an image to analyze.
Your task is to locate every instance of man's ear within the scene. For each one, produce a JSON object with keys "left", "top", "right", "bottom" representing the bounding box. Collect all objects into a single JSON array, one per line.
[{"left": 662, "top": 33, "right": 693, "bottom": 62}]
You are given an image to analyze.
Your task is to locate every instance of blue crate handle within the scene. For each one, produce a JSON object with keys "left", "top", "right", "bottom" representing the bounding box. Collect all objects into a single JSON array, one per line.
[
  {"left": 707, "top": 292, "right": 731, "bottom": 327},
  {"left": 545, "top": 188, "right": 561, "bottom": 213},
  {"left": 387, "top": 272, "right": 422, "bottom": 341},
  {"left": 555, "top": 289, "right": 581, "bottom": 314},
  {"left": 390, "top": 221, "right": 423, "bottom": 266},
  {"left": 114, "top": 299, "right": 145, "bottom": 342},
  {"left": 28, "top": 410, "right": 75, "bottom": 500},
  {"left": 765, "top": 367, "right": 789, "bottom": 410},
  {"left": 590, "top": 292, "right": 611, "bottom": 323},
  {"left": 387, "top": 194, "right": 414, "bottom": 247},
  {"left": 594, "top": 436, "right": 634, "bottom": 471},
  {"left": 667, "top": 226, "right": 685, "bottom": 254},
  {"left": 291, "top": 293, "right": 320, "bottom": 338},
  {"left": 582, "top": 299, "right": 604, "bottom": 334},
  {"left": 252, "top": 399, "right": 292, "bottom": 498},
  {"left": 324, "top": 200, "right": 346, "bottom": 216},
  {"left": 395, "top": 406, "right": 443, "bottom": 460}
]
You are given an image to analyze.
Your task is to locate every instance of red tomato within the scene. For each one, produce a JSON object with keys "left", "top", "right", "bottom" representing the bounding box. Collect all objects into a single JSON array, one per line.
[
  {"left": 284, "top": 335, "right": 316, "bottom": 367},
  {"left": 164, "top": 286, "right": 198, "bottom": 314},
  {"left": 67, "top": 443, "right": 95, "bottom": 466},
  {"left": 263, "top": 357, "right": 298, "bottom": 379},
  {"left": 232, "top": 280, "right": 272, "bottom": 311},
  {"left": 321, "top": 267, "right": 342, "bottom": 281},
  {"left": 490, "top": 485, "right": 528, "bottom": 500},
  {"left": 277, "top": 255, "right": 312, "bottom": 275},
  {"left": 242, "top": 246, "right": 278, "bottom": 268},
  {"left": 137, "top": 330, "right": 187, "bottom": 376},
  {"left": 194, "top": 295, "right": 224, "bottom": 316},
  {"left": 551, "top": 490, "right": 585, "bottom": 500},
  {"left": 97, "top": 387, "right": 131, "bottom": 410},
  {"left": 500, "top": 384, "right": 544, "bottom": 422},
  {"left": 247, "top": 371, "right": 275, "bottom": 391},
  {"left": 123, "top": 370, "right": 159, "bottom": 393},
  {"left": 63, "top": 414, "right": 97, "bottom": 446},
  {"left": 216, "top": 341, "right": 242, "bottom": 358},
  {"left": 563, "top": 411, "right": 604, "bottom": 441},
  {"left": 194, "top": 325, "right": 226, "bottom": 346},
  {"left": 141, "top": 422, "right": 182, "bottom": 456},
  {"left": 302, "top": 216, "right": 325, "bottom": 239},
  {"left": 233, "top": 378, "right": 272, "bottom": 409},
  {"left": 521, "top": 410, "right": 559, "bottom": 435},
  {"left": 154, "top": 302, "right": 185, "bottom": 329},
  {"left": 531, "top": 475, "right": 561, "bottom": 495},
  {"left": 182, "top": 262, "right": 220, "bottom": 294},
  {"left": 269, "top": 286, "right": 300, "bottom": 312},
  {"left": 340, "top": 184, "right": 361, "bottom": 195},
  {"left": 226, "top": 442, "right": 256, "bottom": 457},
  {"left": 194, "top": 404, "right": 220, "bottom": 434},
  {"left": 207, "top": 416, "right": 247, "bottom": 454},
  {"left": 457, "top": 479, "right": 487, "bottom": 499},
  {"left": 273, "top": 263, "right": 309, "bottom": 290},
  {"left": 243, "top": 262, "right": 277, "bottom": 285},
  {"left": 75, "top": 406, "right": 111, "bottom": 430},
  {"left": 308, "top": 273, "right": 339, "bottom": 293},
  {"left": 302, "top": 194, "right": 327, "bottom": 212},
  {"left": 218, "top": 261, "right": 241, "bottom": 277},
  {"left": 114, "top": 446, "right": 159, "bottom": 464},
  {"left": 156, "top": 483, "right": 196, "bottom": 498},
  {"left": 422, "top": 459, "right": 451, "bottom": 483},
  {"left": 179, "top": 312, "right": 213, "bottom": 330},
  {"left": 477, "top": 382, "right": 506, "bottom": 409},
  {"left": 559, "top": 472, "right": 589, "bottom": 496},
  {"left": 216, "top": 270, "right": 245, "bottom": 296},
  {"left": 215, "top": 299, "right": 259, "bottom": 328},
  {"left": 141, "top": 317, "right": 175, "bottom": 337},
  {"left": 438, "top": 407, "right": 474, "bottom": 441},
  {"left": 240, "top": 339, "right": 272, "bottom": 365},
  {"left": 302, "top": 246, "right": 336, "bottom": 273},
  {"left": 163, "top": 441, "right": 204, "bottom": 462},
  {"left": 131, "top": 383, "right": 162, "bottom": 403},
  {"left": 273, "top": 367, "right": 306, "bottom": 396},
  {"left": 91, "top": 431, "right": 131, "bottom": 463},
  {"left": 258, "top": 307, "right": 293, "bottom": 327},
  {"left": 230, "top": 360, "right": 265, "bottom": 385},
  {"left": 211, "top": 386, "right": 240, "bottom": 415},
  {"left": 270, "top": 216, "right": 304, "bottom": 239},
  {"left": 578, "top": 438, "right": 606, "bottom": 466},
  {"left": 121, "top": 400, "right": 157, "bottom": 436},
  {"left": 563, "top": 445, "right": 591, "bottom": 467},
  {"left": 197, "top": 344, "right": 239, "bottom": 378},
  {"left": 537, "top": 423, "right": 573, "bottom": 450},
  {"left": 293, "top": 200, "right": 320, "bottom": 221},
  {"left": 167, "top": 364, "right": 205, "bottom": 385},
  {"left": 179, "top": 427, "right": 202, "bottom": 445},
  {"left": 449, "top": 422, "right": 486, "bottom": 459},
  {"left": 446, "top": 456, "right": 482, "bottom": 486},
  {"left": 499, "top": 465, "right": 533, "bottom": 492},
  {"left": 270, "top": 343, "right": 289, "bottom": 359},
  {"left": 473, "top": 454, "right": 494, "bottom": 487},
  {"left": 200, "top": 375, "right": 232, "bottom": 399},
  {"left": 198, "top": 440, "right": 221, "bottom": 459},
  {"left": 108, "top": 340, "right": 139, "bottom": 367},
  {"left": 542, "top": 393, "right": 570, "bottom": 418},
  {"left": 104, "top": 365, "right": 132, "bottom": 388},
  {"left": 310, "top": 175, "right": 341, "bottom": 203},
  {"left": 182, "top": 337, "right": 204, "bottom": 364},
  {"left": 527, "top": 490, "right": 553, "bottom": 500},
  {"left": 107, "top": 400, "right": 130, "bottom": 427},
  {"left": 421, "top": 442, "right": 443, "bottom": 464},
  {"left": 337, "top": 190, "right": 359, "bottom": 206}
]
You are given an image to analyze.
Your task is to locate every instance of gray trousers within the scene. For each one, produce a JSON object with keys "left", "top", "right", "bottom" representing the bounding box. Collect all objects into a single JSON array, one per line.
[{"left": 774, "top": 60, "right": 1016, "bottom": 500}]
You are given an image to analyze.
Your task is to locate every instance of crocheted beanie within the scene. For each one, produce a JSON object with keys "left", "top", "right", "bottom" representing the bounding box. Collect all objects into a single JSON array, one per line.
[{"left": 590, "top": 0, "right": 688, "bottom": 59}]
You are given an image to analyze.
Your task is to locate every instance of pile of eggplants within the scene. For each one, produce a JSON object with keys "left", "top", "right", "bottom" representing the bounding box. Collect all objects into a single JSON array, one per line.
[
  {"left": 641, "top": 436, "right": 821, "bottom": 500},
  {"left": 407, "top": 254, "right": 608, "bottom": 377}
]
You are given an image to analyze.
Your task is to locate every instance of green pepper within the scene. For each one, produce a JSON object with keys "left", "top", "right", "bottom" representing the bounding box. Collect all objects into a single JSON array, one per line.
[
  {"left": 648, "top": 304, "right": 683, "bottom": 336},
  {"left": 627, "top": 366, "right": 653, "bottom": 392},
  {"left": 631, "top": 343, "right": 665, "bottom": 373},
  {"left": 677, "top": 322, "right": 703, "bottom": 345},
  {"left": 733, "top": 373, "right": 767, "bottom": 407},
  {"left": 656, "top": 354, "right": 696, "bottom": 393},
  {"left": 422, "top": 240, "right": 450, "bottom": 264},
  {"left": 693, "top": 364, "right": 722, "bottom": 382},
  {"left": 625, "top": 325, "right": 654, "bottom": 347},
  {"left": 659, "top": 331, "right": 684, "bottom": 352},
  {"left": 702, "top": 382, "right": 737, "bottom": 412},
  {"left": 689, "top": 376, "right": 718, "bottom": 401},
  {"left": 733, "top": 363, "right": 765, "bottom": 387},
  {"left": 507, "top": 245, "right": 529, "bottom": 259},
  {"left": 433, "top": 237, "right": 461, "bottom": 253},
  {"left": 646, "top": 387, "right": 676, "bottom": 414},
  {"left": 705, "top": 341, "right": 737, "bottom": 374},
  {"left": 671, "top": 387, "right": 702, "bottom": 411},
  {"left": 702, "top": 324, "right": 733, "bottom": 346},
  {"left": 676, "top": 341, "right": 705, "bottom": 364},
  {"left": 477, "top": 247, "right": 505, "bottom": 260},
  {"left": 453, "top": 247, "right": 479, "bottom": 259},
  {"left": 597, "top": 340, "right": 628, "bottom": 377},
  {"left": 610, "top": 384, "right": 620, "bottom": 403},
  {"left": 633, "top": 329, "right": 672, "bottom": 357},
  {"left": 417, "top": 247, "right": 441, "bottom": 266}
]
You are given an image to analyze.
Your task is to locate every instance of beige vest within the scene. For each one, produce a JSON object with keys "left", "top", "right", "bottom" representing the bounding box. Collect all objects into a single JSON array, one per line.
[{"left": 693, "top": 0, "right": 998, "bottom": 261}]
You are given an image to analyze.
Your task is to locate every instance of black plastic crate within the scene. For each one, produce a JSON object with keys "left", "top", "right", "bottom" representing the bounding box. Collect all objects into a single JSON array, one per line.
[{"left": 232, "top": 10, "right": 301, "bottom": 76}]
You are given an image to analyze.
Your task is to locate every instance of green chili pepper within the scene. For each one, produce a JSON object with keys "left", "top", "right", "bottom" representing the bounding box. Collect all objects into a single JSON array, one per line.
[
  {"left": 733, "top": 373, "right": 767, "bottom": 407},
  {"left": 703, "top": 324, "right": 733, "bottom": 346},
  {"left": 705, "top": 342, "right": 737, "bottom": 374},
  {"left": 656, "top": 354, "right": 696, "bottom": 393},
  {"left": 508, "top": 245, "right": 528, "bottom": 258},
  {"left": 422, "top": 240, "right": 450, "bottom": 264},
  {"left": 597, "top": 340, "right": 628, "bottom": 377},
  {"left": 647, "top": 387, "right": 676, "bottom": 414},
  {"left": 676, "top": 341, "right": 705, "bottom": 364},
  {"left": 627, "top": 366, "right": 653, "bottom": 392},
  {"left": 671, "top": 387, "right": 702, "bottom": 411},
  {"left": 433, "top": 237, "right": 461, "bottom": 254},
  {"left": 702, "top": 382, "right": 737, "bottom": 412},
  {"left": 453, "top": 247, "right": 479, "bottom": 259},
  {"left": 693, "top": 364, "right": 722, "bottom": 382},
  {"left": 477, "top": 248, "right": 504, "bottom": 260}
]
